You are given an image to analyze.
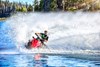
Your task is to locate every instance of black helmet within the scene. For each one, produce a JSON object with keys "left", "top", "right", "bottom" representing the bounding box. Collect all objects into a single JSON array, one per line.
[
  {"left": 44, "top": 30, "right": 48, "bottom": 34},
  {"left": 44, "top": 30, "right": 47, "bottom": 32}
]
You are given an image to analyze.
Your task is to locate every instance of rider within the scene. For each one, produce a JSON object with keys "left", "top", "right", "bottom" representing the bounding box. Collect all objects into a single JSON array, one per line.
[{"left": 35, "top": 30, "right": 49, "bottom": 45}]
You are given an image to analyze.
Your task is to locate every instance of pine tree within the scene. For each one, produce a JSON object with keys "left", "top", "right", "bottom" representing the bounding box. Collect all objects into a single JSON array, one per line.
[
  {"left": 27, "top": 5, "right": 33, "bottom": 11},
  {"left": 39, "top": 0, "right": 44, "bottom": 11},
  {"left": 50, "top": 0, "right": 57, "bottom": 11},
  {"left": 34, "top": 0, "right": 39, "bottom": 11}
]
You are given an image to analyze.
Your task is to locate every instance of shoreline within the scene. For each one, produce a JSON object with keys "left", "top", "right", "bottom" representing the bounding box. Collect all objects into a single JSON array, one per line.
[{"left": 0, "top": 18, "right": 6, "bottom": 21}]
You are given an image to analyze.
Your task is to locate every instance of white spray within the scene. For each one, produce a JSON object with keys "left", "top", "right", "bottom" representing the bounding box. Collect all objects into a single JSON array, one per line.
[{"left": 5, "top": 12, "right": 100, "bottom": 50}]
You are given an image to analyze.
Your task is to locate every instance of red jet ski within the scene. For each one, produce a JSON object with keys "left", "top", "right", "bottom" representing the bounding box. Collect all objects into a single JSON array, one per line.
[{"left": 25, "top": 38, "right": 42, "bottom": 49}]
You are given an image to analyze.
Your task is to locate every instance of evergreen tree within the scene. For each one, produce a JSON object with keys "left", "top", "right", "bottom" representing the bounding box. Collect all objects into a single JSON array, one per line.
[
  {"left": 33, "top": 0, "right": 39, "bottom": 11},
  {"left": 25, "top": 2, "right": 28, "bottom": 8},
  {"left": 27, "top": 5, "right": 33, "bottom": 11},
  {"left": 39, "top": 0, "right": 44, "bottom": 11},
  {"left": 50, "top": 0, "right": 57, "bottom": 11}
]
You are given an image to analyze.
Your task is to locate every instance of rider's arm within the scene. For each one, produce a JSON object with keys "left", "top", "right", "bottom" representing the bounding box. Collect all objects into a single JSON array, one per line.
[
  {"left": 35, "top": 33, "right": 43, "bottom": 35},
  {"left": 35, "top": 33, "right": 42, "bottom": 39},
  {"left": 35, "top": 33, "right": 40, "bottom": 35}
]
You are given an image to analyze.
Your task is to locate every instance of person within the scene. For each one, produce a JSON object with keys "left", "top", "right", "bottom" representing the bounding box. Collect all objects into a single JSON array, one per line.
[
  {"left": 26, "top": 30, "right": 49, "bottom": 49},
  {"left": 25, "top": 40, "right": 32, "bottom": 49},
  {"left": 27, "top": 40, "right": 32, "bottom": 46},
  {"left": 35, "top": 30, "right": 49, "bottom": 46}
]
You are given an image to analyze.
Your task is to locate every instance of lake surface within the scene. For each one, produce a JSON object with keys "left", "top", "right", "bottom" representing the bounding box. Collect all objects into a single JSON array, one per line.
[{"left": 0, "top": 54, "right": 100, "bottom": 67}]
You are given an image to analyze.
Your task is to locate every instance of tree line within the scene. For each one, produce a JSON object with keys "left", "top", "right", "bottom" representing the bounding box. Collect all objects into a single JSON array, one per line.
[
  {"left": 33, "top": 0, "right": 100, "bottom": 12},
  {"left": 0, "top": 0, "right": 33, "bottom": 13},
  {"left": 0, "top": 0, "right": 100, "bottom": 13}
]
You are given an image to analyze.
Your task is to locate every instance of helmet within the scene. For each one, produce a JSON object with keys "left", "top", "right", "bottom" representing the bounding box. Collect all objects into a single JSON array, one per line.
[
  {"left": 44, "top": 30, "right": 47, "bottom": 32},
  {"left": 44, "top": 30, "right": 48, "bottom": 34}
]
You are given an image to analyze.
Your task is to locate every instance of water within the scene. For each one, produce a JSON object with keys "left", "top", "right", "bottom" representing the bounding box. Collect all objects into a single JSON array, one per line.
[
  {"left": 0, "top": 22, "right": 16, "bottom": 50},
  {"left": 0, "top": 54, "right": 100, "bottom": 67},
  {"left": 0, "top": 12, "right": 100, "bottom": 67}
]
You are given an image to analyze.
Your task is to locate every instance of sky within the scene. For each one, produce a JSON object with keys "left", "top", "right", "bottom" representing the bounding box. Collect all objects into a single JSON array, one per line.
[{"left": 2, "top": 0, "right": 34, "bottom": 4}]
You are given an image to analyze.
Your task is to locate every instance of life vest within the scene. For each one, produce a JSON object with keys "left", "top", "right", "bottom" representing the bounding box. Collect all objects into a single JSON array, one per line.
[{"left": 41, "top": 33, "right": 48, "bottom": 40}]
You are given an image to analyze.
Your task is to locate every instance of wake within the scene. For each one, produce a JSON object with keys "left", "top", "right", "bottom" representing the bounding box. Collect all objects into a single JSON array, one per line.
[{"left": 1, "top": 12, "right": 100, "bottom": 52}]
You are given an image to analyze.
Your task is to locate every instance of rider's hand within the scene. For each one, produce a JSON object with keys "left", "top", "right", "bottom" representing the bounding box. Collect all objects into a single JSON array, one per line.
[{"left": 44, "top": 40, "right": 48, "bottom": 42}]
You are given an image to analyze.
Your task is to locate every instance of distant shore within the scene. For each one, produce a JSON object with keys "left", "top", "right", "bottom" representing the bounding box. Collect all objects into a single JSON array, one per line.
[{"left": 0, "top": 18, "right": 6, "bottom": 20}]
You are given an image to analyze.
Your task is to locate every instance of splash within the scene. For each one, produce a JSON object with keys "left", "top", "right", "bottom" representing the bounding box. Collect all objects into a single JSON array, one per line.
[{"left": 4, "top": 12, "right": 100, "bottom": 50}]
